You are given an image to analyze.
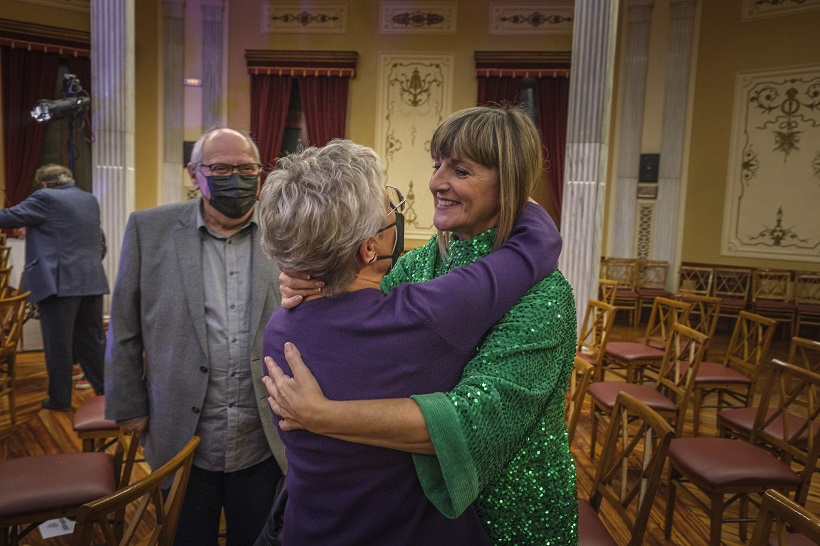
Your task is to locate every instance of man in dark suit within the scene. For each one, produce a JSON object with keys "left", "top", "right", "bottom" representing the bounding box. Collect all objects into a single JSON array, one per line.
[
  {"left": 0, "top": 164, "right": 108, "bottom": 411},
  {"left": 105, "top": 128, "right": 285, "bottom": 546}
]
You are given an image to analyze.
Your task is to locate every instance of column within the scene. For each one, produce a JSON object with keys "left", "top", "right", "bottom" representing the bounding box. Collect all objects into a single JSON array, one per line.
[
  {"left": 610, "top": 0, "right": 653, "bottom": 258},
  {"left": 201, "top": 0, "right": 224, "bottom": 131},
  {"left": 560, "top": 0, "right": 621, "bottom": 332},
  {"left": 162, "top": 0, "right": 185, "bottom": 204},
  {"left": 654, "top": 0, "right": 697, "bottom": 281},
  {"left": 91, "top": 0, "right": 135, "bottom": 310}
]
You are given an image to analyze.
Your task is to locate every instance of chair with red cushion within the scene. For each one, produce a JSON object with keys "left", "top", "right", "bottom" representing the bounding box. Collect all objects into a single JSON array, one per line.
[
  {"left": 677, "top": 265, "right": 714, "bottom": 298},
  {"left": 598, "top": 278, "right": 619, "bottom": 307},
  {"left": 578, "top": 392, "right": 674, "bottom": 546},
  {"left": 566, "top": 356, "right": 595, "bottom": 446},
  {"left": 713, "top": 267, "right": 752, "bottom": 330},
  {"left": 752, "top": 269, "right": 796, "bottom": 339},
  {"left": 665, "top": 359, "right": 820, "bottom": 546},
  {"left": 576, "top": 299, "right": 616, "bottom": 382},
  {"left": 748, "top": 489, "right": 820, "bottom": 546},
  {"left": 602, "top": 296, "right": 692, "bottom": 384},
  {"left": 795, "top": 272, "right": 820, "bottom": 338},
  {"left": 602, "top": 258, "right": 640, "bottom": 327},
  {"left": 73, "top": 395, "right": 120, "bottom": 452},
  {"left": 691, "top": 311, "right": 777, "bottom": 436},
  {"left": 589, "top": 322, "right": 708, "bottom": 460},
  {"left": 636, "top": 260, "right": 673, "bottom": 322}
]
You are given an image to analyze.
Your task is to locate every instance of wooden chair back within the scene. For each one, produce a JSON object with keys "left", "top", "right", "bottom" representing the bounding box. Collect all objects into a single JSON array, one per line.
[
  {"left": 588, "top": 392, "right": 675, "bottom": 546},
  {"left": 0, "top": 247, "right": 10, "bottom": 270},
  {"left": 598, "top": 279, "right": 619, "bottom": 307},
  {"left": 788, "top": 337, "right": 820, "bottom": 374},
  {"left": 566, "top": 356, "right": 595, "bottom": 445},
  {"left": 682, "top": 294, "right": 722, "bottom": 340},
  {"left": 0, "top": 291, "right": 31, "bottom": 426},
  {"left": 752, "top": 269, "right": 793, "bottom": 304},
  {"left": 751, "top": 359, "right": 820, "bottom": 506},
  {"left": 603, "top": 258, "right": 637, "bottom": 290},
  {"left": 636, "top": 260, "right": 669, "bottom": 290},
  {"left": 0, "top": 267, "right": 12, "bottom": 299},
  {"left": 723, "top": 311, "right": 777, "bottom": 401},
  {"left": 577, "top": 299, "right": 616, "bottom": 375},
  {"left": 71, "top": 436, "right": 199, "bottom": 546},
  {"left": 795, "top": 272, "right": 820, "bottom": 305},
  {"left": 655, "top": 322, "right": 710, "bottom": 436},
  {"left": 677, "top": 265, "right": 714, "bottom": 297},
  {"left": 748, "top": 489, "right": 820, "bottom": 546},
  {"left": 714, "top": 267, "right": 752, "bottom": 300},
  {"left": 642, "top": 297, "right": 692, "bottom": 348}
]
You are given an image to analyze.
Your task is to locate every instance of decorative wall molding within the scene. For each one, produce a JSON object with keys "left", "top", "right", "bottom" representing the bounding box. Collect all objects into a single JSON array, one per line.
[
  {"left": 245, "top": 50, "right": 358, "bottom": 77},
  {"left": 721, "top": 64, "right": 820, "bottom": 262},
  {"left": 0, "top": 17, "right": 89, "bottom": 56},
  {"left": 261, "top": 2, "right": 348, "bottom": 34},
  {"left": 375, "top": 53, "right": 454, "bottom": 241},
  {"left": 474, "top": 51, "right": 571, "bottom": 77},
  {"left": 742, "top": 0, "right": 820, "bottom": 21},
  {"left": 489, "top": 3, "right": 573, "bottom": 35},
  {"left": 635, "top": 202, "right": 656, "bottom": 260},
  {"left": 12, "top": 0, "right": 89, "bottom": 12},
  {"left": 379, "top": 2, "right": 456, "bottom": 34}
]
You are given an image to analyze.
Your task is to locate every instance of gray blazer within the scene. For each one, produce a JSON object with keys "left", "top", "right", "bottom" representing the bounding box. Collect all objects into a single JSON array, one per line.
[
  {"left": 0, "top": 184, "right": 108, "bottom": 303},
  {"left": 104, "top": 199, "right": 286, "bottom": 474}
]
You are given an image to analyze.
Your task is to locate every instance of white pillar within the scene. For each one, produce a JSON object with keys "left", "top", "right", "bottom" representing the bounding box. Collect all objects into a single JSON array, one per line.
[
  {"left": 560, "top": 0, "right": 620, "bottom": 332},
  {"left": 201, "top": 0, "right": 224, "bottom": 131},
  {"left": 91, "top": 0, "right": 135, "bottom": 310},
  {"left": 162, "top": 0, "right": 185, "bottom": 204}
]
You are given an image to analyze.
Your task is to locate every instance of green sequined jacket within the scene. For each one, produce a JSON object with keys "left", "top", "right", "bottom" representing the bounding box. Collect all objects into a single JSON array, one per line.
[{"left": 382, "top": 228, "right": 579, "bottom": 545}]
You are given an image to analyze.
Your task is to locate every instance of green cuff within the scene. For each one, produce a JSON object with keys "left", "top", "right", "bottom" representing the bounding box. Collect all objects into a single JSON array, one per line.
[{"left": 411, "top": 392, "right": 478, "bottom": 518}]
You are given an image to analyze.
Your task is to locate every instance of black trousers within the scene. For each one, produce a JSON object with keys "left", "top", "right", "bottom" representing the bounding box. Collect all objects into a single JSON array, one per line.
[
  {"left": 37, "top": 294, "right": 105, "bottom": 408},
  {"left": 173, "top": 456, "right": 282, "bottom": 546}
]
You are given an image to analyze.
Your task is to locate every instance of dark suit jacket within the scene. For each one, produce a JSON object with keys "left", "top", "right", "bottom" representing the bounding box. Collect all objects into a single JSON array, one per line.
[
  {"left": 0, "top": 183, "right": 108, "bottom": 303},
  {"left": 104, "top": 198, "right": 286, "bottom": 474}
]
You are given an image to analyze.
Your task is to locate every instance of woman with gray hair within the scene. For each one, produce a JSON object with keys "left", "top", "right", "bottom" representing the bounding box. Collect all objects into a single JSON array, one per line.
[{"left": 257, "top": 138, "right": 559, "bottom": 545}]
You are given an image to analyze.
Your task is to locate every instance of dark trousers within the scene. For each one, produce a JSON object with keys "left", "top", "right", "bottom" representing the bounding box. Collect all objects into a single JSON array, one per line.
[
  {"left": 174, "top": 456, "right": 282, "bottom": 546},
  {"left": 38, "top": 294, "right": 105, "bottom": 408}
]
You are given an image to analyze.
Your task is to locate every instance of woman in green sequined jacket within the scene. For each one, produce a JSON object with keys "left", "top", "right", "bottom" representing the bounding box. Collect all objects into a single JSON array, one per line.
[{"left": 267, "top": 106, "right": 579, "bottom": 544}]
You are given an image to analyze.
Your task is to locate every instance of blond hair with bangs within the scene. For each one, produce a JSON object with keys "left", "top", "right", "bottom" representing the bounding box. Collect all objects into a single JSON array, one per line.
[{"left": 430, "top": 105, "right": 542, "bottom": 255}]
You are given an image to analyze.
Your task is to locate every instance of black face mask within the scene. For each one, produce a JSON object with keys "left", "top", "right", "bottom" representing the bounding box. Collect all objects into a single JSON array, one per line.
[
  {"left": 205, "top": 173, "right": 259, "bottom": 219},
  {"left": 375, "top": 210, "right": 405, "bottom": 271}
]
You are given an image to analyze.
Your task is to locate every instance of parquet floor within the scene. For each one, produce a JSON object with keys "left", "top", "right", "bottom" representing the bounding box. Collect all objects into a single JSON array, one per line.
[{"left": 0, "top": 320, "right": 818, "bottom": 545}]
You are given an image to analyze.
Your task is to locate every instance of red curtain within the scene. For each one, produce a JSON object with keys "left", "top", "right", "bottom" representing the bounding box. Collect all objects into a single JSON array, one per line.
[
  {"left": 298, "top": 76, "right": 349, "bottom": 147},
  {"left": 250, "top": 74, "right": 292, "bottom": 170},
  {"left": 1, "top": 47, "right": 61, "bottom": 207},
  {"left": 477, "top": 77, "right": 522, "bottom": 106},
  {"left": 535, "top": 77, "right": 570, "bottom": 227},
  {"left": 66, "top": 56, "right": 92, "bottom": 141}
]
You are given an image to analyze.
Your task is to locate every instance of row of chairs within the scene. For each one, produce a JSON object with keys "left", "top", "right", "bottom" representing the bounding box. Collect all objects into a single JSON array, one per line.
[{"left": 571, "top": 292, "right": 820, "bottom": 544}]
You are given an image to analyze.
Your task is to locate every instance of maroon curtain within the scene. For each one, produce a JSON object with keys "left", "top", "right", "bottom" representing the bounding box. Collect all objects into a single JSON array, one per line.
[
  {"left": 250, "top": 74, "right": 292, "bottom": 170},
  {"left": 66, "top": 56, "right": 92, "bottom": 141},
  {"left": 477, "top": 77, "right": 522, "bottom": 106},
  {"left": 1, "top": 47, "right": 61, "bottom": 207},
  {"left": 535, "top": 77, "right": 570, "bottom": 226},
  {"left": 298, "top": 76, "right": 349, "bottom": 147}
]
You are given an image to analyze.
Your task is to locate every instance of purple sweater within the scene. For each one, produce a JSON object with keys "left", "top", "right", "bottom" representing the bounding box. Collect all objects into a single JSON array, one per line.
[{"left": 263, "top": 203, "right": 559, "bottom": 545}]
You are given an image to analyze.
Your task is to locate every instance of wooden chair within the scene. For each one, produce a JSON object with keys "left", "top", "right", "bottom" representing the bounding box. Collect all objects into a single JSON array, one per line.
[
  {"left": 692, "top": 311, "right": 777, "bottom": 436},
  {"left": 602, "top": 296, "right": 692, "bottom": 384},
  {"left": 752, "top": 269, "right": 796, "bottom": 339},
  {"left": 598, "top": 278, "right": 619, "bottom": 307},
  {"left": 589, "top": 322, "right": 708, "bottom": 460},
  {"left": 70, "top": 435, "right": 199, "bottom": 546},
  {"left": 566, "top": 356, "right": 595, "bottom": 446},
  {"left": 681, "top": 294, "right": 722, "bottom": 341},
  {"left": 636, "top": 260, "right": 673, "bottom": 321},
  {"left": 0, "top": 247, "right": 10, "bottom": 270},
  {"left": 718, "top": 335, "right": 820, "bottom": 442},
  {"left": 73, "top": 395, "right": 120, "bottom": 452},
  {"left": 603, "top": 258, "right": 640, "bottom": 327},
  {"left": 795, "top": 272, "right": 820, "bottom": 337},
  {"left": 713, "top": 267, "right": 752, "bottom": 327},
  {"left": 0, "top": 291, "right": 32, "bottom": 427},
  {"left": 665, "top": 359, "right": 820, "bottom": 546},
  {"left": 0, "top": 429, "right": 140, "bottom": 545},
  {"left": 677, "top": 265, "right": 714, "bottom": 297},
  {"left": 748, "top": 489, "right": 820, "bottom": 546},
  {"left": 576, "top": 299, "right": 616, "bottom": 382},
  {"left": 578, "top": 392, "right": 675, "bottom": 546},
  {"left": 0, "top": 268, "right": 11, "bottom": 299}
]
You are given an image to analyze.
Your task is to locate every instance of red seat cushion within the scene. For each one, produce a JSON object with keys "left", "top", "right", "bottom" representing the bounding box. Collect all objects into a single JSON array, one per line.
[
  {"left": 636, "top": 288, "right": 673, "bottom": 298},
  {"left": 755, "top": 300, "right": 796, "bottom": 311},
  {"left": 605, "top": 342, "right": 665, "bottom": 362},
  {"left": 797, "top": 303, "right": 820, "bottom": 314},
  {"left": 73, "top": 395, "right": 118, "bottom": 432},
  {"left": 720, "top": 298, "right": 747, "bottom": 309},
  {"left": 577, "top": 498, "right": 617, "bottom": 546},
  {"left": 576, "top": 350, "right": 596, "bottom": 365},
  {"left": 669, "top": 437, "right": 800, "bottom": 489},
  {"left": 589, "top": 382, "right": 677, "bottom": 413},
  {"left": 718, "top": 408, "right": 819, "bottom": 445},
  {"left": 768, "top": 533, "right": 816, "bottom": 546},
  {"left": 633, "top": 337, "right": 665, "bottom": 350},
  {"left": 0, "top": 452, "right": 116, "bottom": 518},
  {"left": 695, "top": 361, "right": 751, "bottom": 385}
]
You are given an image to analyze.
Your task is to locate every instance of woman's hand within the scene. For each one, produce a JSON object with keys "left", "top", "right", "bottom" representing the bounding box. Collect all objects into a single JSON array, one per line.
[
  {"left": 279, "top": 272, "right": 324, "bottom": 309},
  {"left": 263, "top": 342, "right": 328, "bottom": 432}
]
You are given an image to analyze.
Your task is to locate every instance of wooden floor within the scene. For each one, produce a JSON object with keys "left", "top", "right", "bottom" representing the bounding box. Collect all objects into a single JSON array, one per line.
[{"left": 0, "top": 319, "right": 818, "bottom": 545}]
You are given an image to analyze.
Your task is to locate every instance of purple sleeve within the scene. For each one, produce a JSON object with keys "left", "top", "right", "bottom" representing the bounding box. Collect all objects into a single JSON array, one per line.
[{"left": 389, "top": 202, "right": 562, "bottom": 351}]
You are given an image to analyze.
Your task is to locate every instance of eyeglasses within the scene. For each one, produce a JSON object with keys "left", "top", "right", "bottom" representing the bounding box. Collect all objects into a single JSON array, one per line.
[
  {"left": 385, "top": 185, "right": 406, "bottom": 214},
  {"left": 198, "top": 163, "right": 263, "bottom": 176}
]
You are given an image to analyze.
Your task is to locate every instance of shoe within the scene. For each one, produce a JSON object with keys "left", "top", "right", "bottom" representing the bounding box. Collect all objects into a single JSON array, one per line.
[
  {"left": 72, "top": 364, "right": 85, "bottom": 380},
  {"left": 75, "top": 378, "right": 93, "bottom": 390},
  {"left": 41, "top": 398, "right": 71, "bottom": 412}
]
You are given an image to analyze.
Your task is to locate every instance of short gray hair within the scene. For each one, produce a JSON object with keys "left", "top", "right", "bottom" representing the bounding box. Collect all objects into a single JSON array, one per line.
[
  {"left": 35, "top": 164, "right": 75, "bottom": 188},
  {"left": 259, "top": 139, "right": 386, "bottom": 297},
  {"left": 189, "top": 128, "right": 261, "bottom": 165}
]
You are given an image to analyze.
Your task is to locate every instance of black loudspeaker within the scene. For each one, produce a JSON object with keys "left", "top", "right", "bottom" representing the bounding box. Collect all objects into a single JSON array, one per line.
[{"left": 639, "top": 153, "right": 659, "bottom": 183}]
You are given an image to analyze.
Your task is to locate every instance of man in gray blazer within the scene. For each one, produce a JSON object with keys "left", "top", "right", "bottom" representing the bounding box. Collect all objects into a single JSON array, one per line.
[
  {"left": 105, "top": 128, "right": 285, "bottom": 546},
  {"left": 0, "top": 164, "right": 108, "bottom": 411}
]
